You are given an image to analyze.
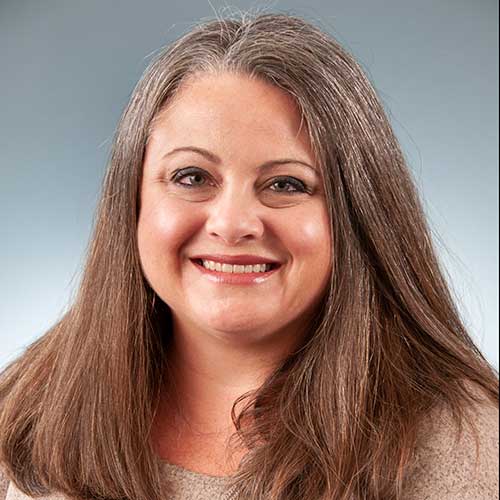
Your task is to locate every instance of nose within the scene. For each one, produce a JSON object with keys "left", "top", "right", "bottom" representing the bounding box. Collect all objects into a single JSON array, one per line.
[{"left": 204, "top": 183, "right": 265, "bottom": 245}]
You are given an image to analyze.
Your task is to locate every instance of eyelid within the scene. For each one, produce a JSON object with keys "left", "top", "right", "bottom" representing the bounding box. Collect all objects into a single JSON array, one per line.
[{"left": 170, "top": 166, "right": 205, "bottom": 180}]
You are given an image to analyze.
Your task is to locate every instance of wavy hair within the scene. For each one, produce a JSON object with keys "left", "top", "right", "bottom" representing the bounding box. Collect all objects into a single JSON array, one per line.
[{"left": 1, "top": 9, "right": 498, "bottom": 500}]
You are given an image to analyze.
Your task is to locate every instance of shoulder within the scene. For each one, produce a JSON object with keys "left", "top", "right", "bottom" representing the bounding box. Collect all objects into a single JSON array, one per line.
[
  {"left": 404, "top": 386, "right": 499, "bottom": 500},
  {"left": 0, "top": 466, "right": 10, "bottom": 500}
]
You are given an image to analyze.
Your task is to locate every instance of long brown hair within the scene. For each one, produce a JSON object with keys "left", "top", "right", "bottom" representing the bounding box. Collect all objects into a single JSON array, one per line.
[{"left": 1, "top": 9, "right": 498, "bottom": 500}]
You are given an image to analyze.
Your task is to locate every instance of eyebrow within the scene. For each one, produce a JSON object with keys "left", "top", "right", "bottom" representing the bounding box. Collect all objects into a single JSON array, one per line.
[{"left": 162, "top": 146, "right": 318, "bottom": 174}]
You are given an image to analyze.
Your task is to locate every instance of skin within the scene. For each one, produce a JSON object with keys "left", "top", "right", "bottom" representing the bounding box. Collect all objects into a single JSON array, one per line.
[{"left": 137, "top": 71, "right": 332, "bottom": 473}]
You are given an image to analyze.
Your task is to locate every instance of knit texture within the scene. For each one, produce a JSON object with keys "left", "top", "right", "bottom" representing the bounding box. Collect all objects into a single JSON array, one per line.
[
  {"left": 1, "top": 395, "right": 498, "bottom": 499},
  {"left": 402, "top": 390, "right": 499, "bottom": 499},
  {"left": 159, "top": 462, "right": 236, "bottom": 500}
]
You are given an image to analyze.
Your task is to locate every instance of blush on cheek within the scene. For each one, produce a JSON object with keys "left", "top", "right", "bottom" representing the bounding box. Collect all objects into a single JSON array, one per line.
[
  {"left": 145, "top": 200, "right": 205, "bottom": 259},
  {"left": 296, "top": 218, "right": 329, "bottom": 253}
]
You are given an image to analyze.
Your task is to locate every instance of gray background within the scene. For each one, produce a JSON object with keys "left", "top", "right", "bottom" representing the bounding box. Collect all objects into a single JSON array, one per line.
[{"left": 1, "top": 0, "right": 498, "bottom": 371}]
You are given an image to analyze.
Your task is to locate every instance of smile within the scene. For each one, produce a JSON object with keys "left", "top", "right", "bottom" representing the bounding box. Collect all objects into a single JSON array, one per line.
[
  {"left": 190, "top": 258, "right": 281, "bottom": 285},
  {"left": 197, "top": 258, "right": 277, "bottom": 273}
]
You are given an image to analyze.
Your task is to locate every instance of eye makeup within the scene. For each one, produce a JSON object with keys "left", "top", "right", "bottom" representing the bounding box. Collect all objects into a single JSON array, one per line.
[{"left": 169, "top": 166, "right": 314, "bottom": 195}]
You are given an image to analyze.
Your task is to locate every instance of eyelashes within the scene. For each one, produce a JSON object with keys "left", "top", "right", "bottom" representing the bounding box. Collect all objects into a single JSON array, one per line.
[{"left": 170, "top": 166, "right": 312, "bottom": 195}]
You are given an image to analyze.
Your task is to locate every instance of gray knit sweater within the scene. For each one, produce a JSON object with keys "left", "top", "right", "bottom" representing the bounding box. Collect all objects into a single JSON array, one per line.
[{"left": 1, "top": 396, "right": 498, "bottom": 499}]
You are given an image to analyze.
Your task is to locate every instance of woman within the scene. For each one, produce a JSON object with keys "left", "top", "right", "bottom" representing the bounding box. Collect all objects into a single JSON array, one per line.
[{"left": 0, "top": 11, "right": 498, "bottom": 500}]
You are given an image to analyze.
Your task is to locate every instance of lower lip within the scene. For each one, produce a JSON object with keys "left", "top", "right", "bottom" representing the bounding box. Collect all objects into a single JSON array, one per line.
[{"left": 190, "top": 259, "right": 281, "bottom": 285}]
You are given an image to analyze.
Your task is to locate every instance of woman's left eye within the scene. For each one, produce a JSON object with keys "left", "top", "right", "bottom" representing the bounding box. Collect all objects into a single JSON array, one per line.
[
  {"left": 171, "top": 168, "right": 309, "bottom": 194},
  {"left": 268, "top": 176, "right": 308, "bottom": 193}
]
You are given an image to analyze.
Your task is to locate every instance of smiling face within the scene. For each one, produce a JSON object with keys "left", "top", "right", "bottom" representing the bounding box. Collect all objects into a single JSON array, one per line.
[{"left": 137, "top": 71, "right": 332, "bottom": 348}]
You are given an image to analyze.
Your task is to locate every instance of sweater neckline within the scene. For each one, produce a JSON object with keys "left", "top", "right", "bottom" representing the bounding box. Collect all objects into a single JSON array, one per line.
[{"left": 159, "top": 460, "right": 235, "bottom": 483}]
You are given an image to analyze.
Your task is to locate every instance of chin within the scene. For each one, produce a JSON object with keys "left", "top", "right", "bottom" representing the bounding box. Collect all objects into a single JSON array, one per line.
[{"left": 203, "top": 314, "right": 275, "bottom": 335}]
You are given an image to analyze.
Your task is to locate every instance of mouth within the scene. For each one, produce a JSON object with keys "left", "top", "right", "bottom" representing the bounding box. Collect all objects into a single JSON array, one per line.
[
  {"left": 189, "top": 258, "right": 282, "bottom": 284},
  {"left": 191, "top": 259, "right": 281, "bottom": 271}
]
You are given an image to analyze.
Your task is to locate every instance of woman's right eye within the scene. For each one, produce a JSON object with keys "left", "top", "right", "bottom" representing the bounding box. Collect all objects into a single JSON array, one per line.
[{"left": 172, "top": 167, "right": 208, "bottom": 188}]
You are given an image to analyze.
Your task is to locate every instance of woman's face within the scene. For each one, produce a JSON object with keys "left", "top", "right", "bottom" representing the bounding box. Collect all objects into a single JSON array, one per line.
[{"left": 138, "top": 71, "right": 331, "bottom": 345}]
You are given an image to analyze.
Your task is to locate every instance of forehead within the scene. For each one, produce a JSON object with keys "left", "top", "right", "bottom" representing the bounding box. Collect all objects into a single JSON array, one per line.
[{"left": 148, "top": 72, "right": 314, "bottom": 161}]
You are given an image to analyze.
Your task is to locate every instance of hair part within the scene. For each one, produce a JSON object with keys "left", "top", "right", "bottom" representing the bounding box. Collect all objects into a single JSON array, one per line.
[{"left": 1, "top": 8, "right": 498, "bottom": 500}]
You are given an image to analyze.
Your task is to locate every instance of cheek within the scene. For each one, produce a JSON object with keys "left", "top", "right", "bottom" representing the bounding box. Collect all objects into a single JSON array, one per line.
[
  {"left": 286, "top": 206, "right": 331, "bottom": 259},
  {"left": 137, "top": 197, "right": 200, "bottom": 267}
]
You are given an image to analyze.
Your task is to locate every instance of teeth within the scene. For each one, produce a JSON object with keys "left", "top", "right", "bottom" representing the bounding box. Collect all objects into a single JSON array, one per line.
[{"left": 200, "top": 259, "right": 272, "bottom": 273}]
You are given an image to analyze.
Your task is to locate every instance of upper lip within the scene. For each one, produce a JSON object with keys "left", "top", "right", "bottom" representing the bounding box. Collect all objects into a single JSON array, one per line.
[{"left": 191, "top": 254, "right": 282, "bottom": 265}]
